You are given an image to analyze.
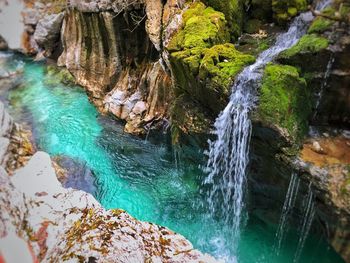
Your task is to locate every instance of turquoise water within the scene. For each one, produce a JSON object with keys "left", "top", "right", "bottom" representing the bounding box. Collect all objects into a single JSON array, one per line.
[{"left": 0, "top": 52, "right": 344, "bottom": 263}]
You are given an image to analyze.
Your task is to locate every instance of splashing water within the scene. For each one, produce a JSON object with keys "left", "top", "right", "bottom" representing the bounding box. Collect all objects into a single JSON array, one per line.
[
  {"left": 204, "top": 0, "right": 331, "bottom": 246},
  {"left": 294, "top": 183, "right": 316, "bottom": 262},
  {"left": 274, "top": 173, "right": 300, "bottom": 254}
]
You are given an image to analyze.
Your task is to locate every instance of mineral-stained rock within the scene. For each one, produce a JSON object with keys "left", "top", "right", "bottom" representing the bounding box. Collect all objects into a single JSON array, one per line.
[
  {"left": 0, "top": 151, "right": 218, "bottom": 263},
  {"left": 295, "top": 136, "right": 350, "bottom": 262}
]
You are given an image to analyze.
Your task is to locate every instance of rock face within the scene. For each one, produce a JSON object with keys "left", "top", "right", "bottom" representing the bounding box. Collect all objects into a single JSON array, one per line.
[
  {"left": 295, "top": 135, "right": 350, "bottom": 262},
  {"left": 57, "top": 5, "right": 172, "bottom": 134},
  {"left": 0, "top": 151, "right": 218, "bottom": 262},
  {"left": 33, "top": 12, "right": 65, "bottom": 56}
]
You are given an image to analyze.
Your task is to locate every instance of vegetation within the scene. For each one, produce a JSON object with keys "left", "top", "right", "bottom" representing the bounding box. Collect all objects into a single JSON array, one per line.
[
  {"left": 167, "top": 2, "right": 229, "bottom": 51},
  {"left": 308, "top": 17, "right": 335, "bottom": 34},
  {"left": 279, "top": 34, "right": 329, "bottom": 59},
  {"left": 257, "top": 64, "right": 311, "bottom": 141},
  {"left": 272, "top": 0, "right": 307, "bottom": 24},
  {"left": 202, "top": 0, "right": 244, "bottom": 37}
]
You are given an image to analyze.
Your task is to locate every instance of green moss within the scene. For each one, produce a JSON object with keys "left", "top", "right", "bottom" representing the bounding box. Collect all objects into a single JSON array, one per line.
[
  {"left": 167, "top": 2, "right": 229, "bottom": 52},
  {"left": 199, "top": 43, "right": 256, "bottom": 90},
  {"left": 308, "top": 17, "right": 335, "bottom": 34},
  {"left": 203, "top": 0, "right": 244, "bottom": 37},
  {"left": 45, "top": 65, "right": 75, "bottom": 86},
  {"left": 272, "top": 0, "right": 307, "bottom": 24},
  {"left": 170, "top": 43, "right": 255, "bottom": 112},
  {"left": 340, "top": 5, "right": 350, "bottom": 19},
  {"left": 279, "top": 34, "right": 329, "bottom": 59},
  {"left": 257, "top": 64, "right": 311, "bottom": 141}
]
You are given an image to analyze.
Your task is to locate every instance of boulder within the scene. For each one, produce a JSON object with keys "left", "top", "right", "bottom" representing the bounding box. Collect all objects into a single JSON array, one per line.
[{"left": 34, "top": 12, "right": 65, "bottom": 53}]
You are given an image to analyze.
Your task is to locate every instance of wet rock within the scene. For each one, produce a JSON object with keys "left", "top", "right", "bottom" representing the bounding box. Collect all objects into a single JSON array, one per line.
[{"left": 53, "top": 155, "right": 97, "bottom": 195}]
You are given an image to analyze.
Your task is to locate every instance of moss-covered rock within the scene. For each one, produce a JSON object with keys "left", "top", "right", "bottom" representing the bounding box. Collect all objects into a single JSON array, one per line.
[
  {"left": 308, "top": 17, "right": 335, "bottom": 34},
  {"left": 256, "top": 64, "right": 311, "bottom": 142},
  {"left": 272, "top": 0, "right": 307, "bottom": 25},
  {"left": 167, "top": 2, "right": 229, "bottom": 51},
  {"left": 170, "top": 43, "right": 255, "bottom": 114},
  {"left": 280, "top": 34, "right": 329, "bottom": 58},
  {"left": 170, "top": 95, "right": 212, "bottom": 137},
  {"left": 202, "top": 0, "right": 244, "bottom": 38},
  {"left": 167, "top": 2, "right": 255, "bottom": 134},
  {"left": 45, "top": 65, "right": 75, "bottom": 86}
]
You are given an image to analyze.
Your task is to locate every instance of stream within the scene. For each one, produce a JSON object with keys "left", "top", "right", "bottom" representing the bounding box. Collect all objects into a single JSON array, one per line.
[{"left": 0, "top": 52, "right": 344, "bottom": 263}]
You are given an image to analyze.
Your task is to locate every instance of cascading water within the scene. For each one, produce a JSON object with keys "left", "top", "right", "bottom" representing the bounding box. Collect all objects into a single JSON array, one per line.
[
  {"left": 294, "top": 183, "right": 316, "bottom": 262},
  {"left": 204, "top": 0, "right": 331, "bottom": 247},
  {"left": 274, "top": 173, "right": 300, "bottom": 254},
  {"left": 313, "top": 55, "right": 335, "bottom": 120}
]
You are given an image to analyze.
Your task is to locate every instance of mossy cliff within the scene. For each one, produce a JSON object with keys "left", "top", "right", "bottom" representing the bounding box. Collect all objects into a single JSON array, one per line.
[
  {"left": 255, "top": 64, "right": 310, "bottom": 143},
  {"left": 202, "top": 0, "right": 244, "bottom": 38},
  {"left": 167, "top": 2, "right": 255, "bottom": 134}
]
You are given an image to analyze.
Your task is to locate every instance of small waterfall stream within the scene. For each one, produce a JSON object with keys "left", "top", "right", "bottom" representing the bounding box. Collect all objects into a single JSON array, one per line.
[
  {"left": 274, "top": 173, "right": 300, "bottom": 254},
  {"left": 294, "top": 183, "right": 316, "bottom": 262},
  {"left": 313, "top": 55, "right": 335, "bottom": 120},
  {"left": 204, "top": 0, "right": 332, "bottom": 249}
]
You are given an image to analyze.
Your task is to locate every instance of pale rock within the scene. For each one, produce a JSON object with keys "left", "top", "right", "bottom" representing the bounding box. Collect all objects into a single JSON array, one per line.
[
  {"left": 132, "top": 101, "right": 147, "bottom": 115},
  {"left": 34, "top": 12, "right": 65, "bottom": 52},
  {"left": 311, "top": 141, "right": 325, "bottom": 154},
  {"left": 22, "top": 8, "right": 40, "bottom": 25}
]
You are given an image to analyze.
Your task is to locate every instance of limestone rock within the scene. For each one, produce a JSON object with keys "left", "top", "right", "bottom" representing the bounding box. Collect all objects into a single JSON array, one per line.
[
  {"left": 34, "top": 12, "right": 65, "bottom": 54},
  {"left": 0, "top": 152, "right": 218, "bottom": 262}
]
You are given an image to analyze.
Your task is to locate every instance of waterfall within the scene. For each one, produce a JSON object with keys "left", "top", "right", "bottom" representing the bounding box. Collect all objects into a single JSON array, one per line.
[
  {"left": 203, "top": 0, "right": 331, "bottom": 245},
  {"left": 294, "top": 183, "right": 315, "bottom": 262},
  {"left": 274, "top": 173, "right": 300, "bottom": 254},
  {"left": 313, "top": 55, "right": 335, "bottom": 120}
]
